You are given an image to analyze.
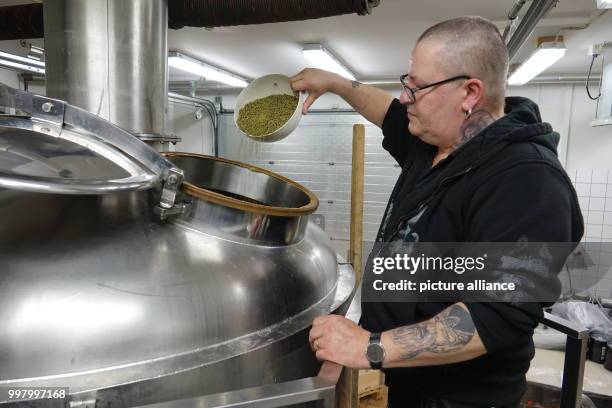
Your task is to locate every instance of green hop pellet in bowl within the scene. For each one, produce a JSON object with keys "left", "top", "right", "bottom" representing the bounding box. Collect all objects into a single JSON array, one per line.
[
  {"left": 236, "top": 94, "right": 299, "bottom": 137},
  {"left": 234, "top": 74, "right": 304, "bottom": 142}
]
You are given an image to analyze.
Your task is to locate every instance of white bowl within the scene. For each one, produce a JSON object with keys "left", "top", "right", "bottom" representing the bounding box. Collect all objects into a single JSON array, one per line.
[{"left": 234, "top": 74, "right": 304, "bottom": 143}]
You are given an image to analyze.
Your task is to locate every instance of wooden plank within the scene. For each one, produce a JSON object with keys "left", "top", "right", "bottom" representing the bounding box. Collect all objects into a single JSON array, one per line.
[{"left": 337, "top": 124, "right": 366, "bottom": 408}]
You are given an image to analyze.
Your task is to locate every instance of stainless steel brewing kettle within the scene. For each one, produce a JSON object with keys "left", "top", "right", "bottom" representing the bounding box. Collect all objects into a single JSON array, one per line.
[{"left": 0, "top": 83, "right": 354, "bottom": 407}]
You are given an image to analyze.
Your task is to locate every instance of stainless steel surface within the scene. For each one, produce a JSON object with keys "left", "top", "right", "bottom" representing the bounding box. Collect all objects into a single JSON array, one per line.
[
  {"left": 132, "top": 273, "right": 359, "bottom": 408},
  {"left": 505, "top": 0, "right": 559, "bottom": 59},
  {"left": 0, "top": 89, "right": 354, "bottom": 407},
  {"left": 44, "top": 0, "right": 168, "bottom": 139},
  {"left": 0, "top": 190, "right": 352, "bottom": 406},
  {"left": 0, "top": 83, "right": 181, "bottom": 197},
  {"left": 165, "top": 153, "right": 316, "bottom": 245}
]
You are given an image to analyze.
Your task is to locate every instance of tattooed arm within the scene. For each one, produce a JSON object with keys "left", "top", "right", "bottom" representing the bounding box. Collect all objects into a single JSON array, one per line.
[
  {"left": 380, "top": 303, "right": 487, "bottom": 368},
  {"left": 290, "top": 68, "right": 393, "bottom": 127}
]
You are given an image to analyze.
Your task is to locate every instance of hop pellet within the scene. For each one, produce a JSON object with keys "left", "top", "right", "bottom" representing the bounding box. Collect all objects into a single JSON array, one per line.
[{"left": 237, "top": 94, "right": 299, "bottom": 137}]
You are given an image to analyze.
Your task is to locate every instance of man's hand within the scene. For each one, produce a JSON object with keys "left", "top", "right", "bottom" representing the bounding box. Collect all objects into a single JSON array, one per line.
[
  {"left": 308, "top": 315, "right": 371, "bottom": 369},
  {"left": 290, "top": 68, "right": 345, "bottom": 114},
  {"left": 291, "top": 68, "right": 393, "bottom": 127}
]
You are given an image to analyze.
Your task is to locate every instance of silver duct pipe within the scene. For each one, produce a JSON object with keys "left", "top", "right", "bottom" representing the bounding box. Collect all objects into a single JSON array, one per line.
[
  {"left": 502, "top": 0, "right": 527, "bottom": 41},
  {"left": 43, "top": 0, "right": 172, "bottom": 146},
  {"left": 505, "top": 0, "right": 559, "bottom": 60}
]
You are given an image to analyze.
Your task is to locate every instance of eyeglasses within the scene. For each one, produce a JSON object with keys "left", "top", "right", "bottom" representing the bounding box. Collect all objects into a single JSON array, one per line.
[{"left": 399, "top": 74, "right": 470, "bottom": 103}]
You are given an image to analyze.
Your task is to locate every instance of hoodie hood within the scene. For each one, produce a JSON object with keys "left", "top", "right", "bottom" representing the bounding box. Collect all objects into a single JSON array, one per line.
[{"left": 447, "top": 96, "right": 560, "bottom": 171}]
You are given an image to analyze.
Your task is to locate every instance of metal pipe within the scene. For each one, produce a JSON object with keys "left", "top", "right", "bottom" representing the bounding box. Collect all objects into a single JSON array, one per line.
[
  {"left": 44, "top": 0, "right": 169, "bottom": 144},
  {"left": 168, "top": 92, "right": 219, "bottom": 156},
  {"left": 506, "top": 0, "right": 559, "bottom": 60},
  {"left": 503, "top": 0, "right": 527, "bottom": 41}
]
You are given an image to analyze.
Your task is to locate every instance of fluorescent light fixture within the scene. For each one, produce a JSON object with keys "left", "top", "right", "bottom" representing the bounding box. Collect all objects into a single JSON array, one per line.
[
  {"left": 508, "top": 43, "right": 566, "bottom": 86},
  {"left": 597, "top": 0, "right": 612, "bottom": 8},
  {"left": 0, "top": 51, "right": 45, "bottom": 74},
  {"left": 168, "top": 51, "right": 248, "bottom": 88},
  {"left": 303, "top": 44, "right": 356, "bottom": 80}
]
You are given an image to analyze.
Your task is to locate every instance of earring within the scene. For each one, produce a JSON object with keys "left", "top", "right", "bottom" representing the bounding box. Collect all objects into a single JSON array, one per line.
[{"left": 464, "top": 107, "right": 472, "bottom": 118}]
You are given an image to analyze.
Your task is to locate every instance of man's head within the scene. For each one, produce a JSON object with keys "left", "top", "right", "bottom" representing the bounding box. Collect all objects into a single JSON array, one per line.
[{"left": 401, "top": 16, "right": 509, "bottom": 149}]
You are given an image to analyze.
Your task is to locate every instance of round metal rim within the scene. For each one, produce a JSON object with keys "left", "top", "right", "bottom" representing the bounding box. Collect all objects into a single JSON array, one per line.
[{"left": 162, "top": 152, "right": 319, "bottom": 217}]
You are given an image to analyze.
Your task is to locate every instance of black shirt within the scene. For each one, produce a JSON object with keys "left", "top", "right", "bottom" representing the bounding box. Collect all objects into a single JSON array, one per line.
[{"left": 361, "top": 98, "right": 584, "bottom": 407}]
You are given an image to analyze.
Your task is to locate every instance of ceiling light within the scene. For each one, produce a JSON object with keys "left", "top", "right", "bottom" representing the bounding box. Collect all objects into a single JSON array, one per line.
[
  {"left": 508, "top": 43, "right": 566, "bottom": 86},
  {"left": 0, "top": 51, "right": 45, "bottom": 74},
  {"left": 302, "top": 44, "right": 356, "bottom": 80},
  {"left": 597, "top": 0, "right": 612, "bottom": 8},
  {"left": 168, "top": 51, "right": 248, "bottom": 88}
]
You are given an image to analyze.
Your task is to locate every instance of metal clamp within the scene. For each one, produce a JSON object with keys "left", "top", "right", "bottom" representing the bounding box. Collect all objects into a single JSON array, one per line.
[
  {"left": 154, "top": 201, "right": 192, "bottom": 220},
  {"left": 158, "top": 167, "right": 184, "bottom": 209},
  {"left": 1, "top": 84, "right": 66, "bottom": 137}
]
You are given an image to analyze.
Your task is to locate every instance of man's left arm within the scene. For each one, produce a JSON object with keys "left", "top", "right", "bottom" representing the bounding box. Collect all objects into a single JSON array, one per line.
[{"left": 309, "top": 303, "right": 486, "bottom": 369}]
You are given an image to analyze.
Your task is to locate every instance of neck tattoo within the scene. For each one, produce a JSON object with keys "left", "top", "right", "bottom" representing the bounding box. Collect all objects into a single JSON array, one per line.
[{"left": 456, "top": 109, "right": 496, "bottom": 149}]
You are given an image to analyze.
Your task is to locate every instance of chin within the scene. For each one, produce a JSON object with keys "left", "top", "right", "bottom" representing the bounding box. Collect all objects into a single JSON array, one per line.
[{"left": 408, "top": 122, "right": 421, "bottom": 136}]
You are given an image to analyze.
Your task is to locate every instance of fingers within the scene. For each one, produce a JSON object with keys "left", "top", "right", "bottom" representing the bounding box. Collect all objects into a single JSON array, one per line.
[
  {"left": 315, "top": 348, "right": 331, "bottom": 362},
  {"left": 303, "top": 93, "right": 319, "bottom": 115},
  {"left": 290, "top": 78, "right": 307, "bottom": 92}
]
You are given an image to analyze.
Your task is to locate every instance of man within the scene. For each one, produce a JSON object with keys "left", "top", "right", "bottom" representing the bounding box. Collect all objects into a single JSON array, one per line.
[{"left": 290, "top": 16, "right": 583, "bottom": 408}]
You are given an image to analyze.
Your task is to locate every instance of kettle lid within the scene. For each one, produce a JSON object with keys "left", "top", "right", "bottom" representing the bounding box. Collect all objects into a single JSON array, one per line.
[{"left": 0, "top": 83, "right": 182, "bottom": 199}]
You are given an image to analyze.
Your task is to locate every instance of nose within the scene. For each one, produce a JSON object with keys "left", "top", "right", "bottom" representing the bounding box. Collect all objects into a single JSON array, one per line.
[{"left": 399, "top": 88, "right": 412, "bottom": 105}]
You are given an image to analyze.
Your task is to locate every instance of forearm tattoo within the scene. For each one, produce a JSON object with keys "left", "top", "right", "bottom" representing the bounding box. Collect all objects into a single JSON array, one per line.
[
  {"left": 458, "top": 109, "right": 495, "bottom": 147},
  {"left": 352, "top": 81, "right": 362, "bottom": 88},
  {"left": 390, "top": 304, "right": 476, "bottom": 360}
]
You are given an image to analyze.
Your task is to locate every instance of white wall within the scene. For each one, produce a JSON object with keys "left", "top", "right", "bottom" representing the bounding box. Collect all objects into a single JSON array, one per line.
[{"left": 167, "top": 101, "right": 215, "bottom": 155}]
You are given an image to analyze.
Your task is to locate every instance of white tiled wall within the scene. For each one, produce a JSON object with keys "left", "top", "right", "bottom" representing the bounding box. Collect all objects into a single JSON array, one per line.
[{"left": 566, "top": 168, "right": 612, "bottom": 299}]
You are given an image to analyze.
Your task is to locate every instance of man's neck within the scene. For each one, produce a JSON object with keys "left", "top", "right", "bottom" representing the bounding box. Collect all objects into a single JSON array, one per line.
[
  {"left": 432, "top": 108, "right": 504, "bottom": 167},
  {"left": 456, "top": 108, "right": 503, "bottom": 148}
]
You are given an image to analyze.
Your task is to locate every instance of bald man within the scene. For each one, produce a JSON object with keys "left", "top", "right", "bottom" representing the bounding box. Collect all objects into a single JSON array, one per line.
[{"left": 291, "top": 16, "right": 583, "bottom": 408}]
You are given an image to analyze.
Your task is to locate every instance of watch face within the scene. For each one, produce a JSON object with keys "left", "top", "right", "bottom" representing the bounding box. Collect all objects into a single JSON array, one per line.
[{"left": 367, "top": 343, "right": 385, "bottom": 363}]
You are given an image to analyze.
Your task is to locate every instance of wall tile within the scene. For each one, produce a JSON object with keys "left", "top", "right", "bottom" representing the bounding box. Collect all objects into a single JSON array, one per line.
[
  {"left": 592, "top": 169, "right": 609, "bottom": 184},
  {"left": 590, "top": 183, "right": 607, "bottom": 198},
  {"left": 575, "top": 183, "right": 590, "bottom": 196},
  {"left": 589, "top": 197, "right": 605, "bottom": 211},
  {"left": 588, "top": 211, "right": 604, "bottom": 225},
  {"left": 603, "top": 225, "right": 612, "bottom": 240},
  {"left": 577, "top": 169, "right": 592, "bottom": 183}
]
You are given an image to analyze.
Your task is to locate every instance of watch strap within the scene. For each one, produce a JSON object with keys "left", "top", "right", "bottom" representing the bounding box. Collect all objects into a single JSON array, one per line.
[{"left": 369, "top": 332, "right": 383, "bottom": 369}]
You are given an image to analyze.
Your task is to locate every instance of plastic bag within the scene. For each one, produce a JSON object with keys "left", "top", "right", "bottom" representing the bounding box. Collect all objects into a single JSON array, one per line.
[{"left": 551, "top": 300, "right": 612, "bottom": 338}]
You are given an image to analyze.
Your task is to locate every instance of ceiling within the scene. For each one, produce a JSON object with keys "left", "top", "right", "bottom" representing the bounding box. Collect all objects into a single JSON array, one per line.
[
  {"left": 166, "top": 0, "right": 611, "bottom": 83},
  {"left": 0, "top": 0, "right": 610, "bottom": 86}
]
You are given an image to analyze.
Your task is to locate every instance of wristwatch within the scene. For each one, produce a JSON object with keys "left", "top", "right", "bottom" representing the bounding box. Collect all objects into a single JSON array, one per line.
[{"left": 365, "top": 332, "right": 386, "bottom": 369}]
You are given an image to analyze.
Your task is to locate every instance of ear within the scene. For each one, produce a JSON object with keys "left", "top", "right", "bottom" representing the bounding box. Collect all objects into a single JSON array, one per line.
[{"left": 461, "top": 78, "right": 485, "bottom": 112}]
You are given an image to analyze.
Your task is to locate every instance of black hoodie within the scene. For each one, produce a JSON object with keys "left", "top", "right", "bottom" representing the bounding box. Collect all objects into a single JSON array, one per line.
[{"left": 360, "top": 97, "right": 584, "bottom": 407}]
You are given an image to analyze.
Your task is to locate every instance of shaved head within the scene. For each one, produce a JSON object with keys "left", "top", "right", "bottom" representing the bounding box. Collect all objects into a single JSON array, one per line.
[{"left": 417, "top": 16, "right": 509, "bottom": 112}]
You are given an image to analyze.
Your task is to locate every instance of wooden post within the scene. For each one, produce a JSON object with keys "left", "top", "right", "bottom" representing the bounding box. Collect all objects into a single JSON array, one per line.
[
  {"left": 336, "top": 124, "right": 365, "bottom": 408},
  {"left": 349, "top": 124, "right": 365, "bottom": 286}
]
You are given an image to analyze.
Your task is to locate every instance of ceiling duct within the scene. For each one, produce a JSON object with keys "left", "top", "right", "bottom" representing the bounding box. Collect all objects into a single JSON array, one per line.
[
  {"left": 0, "top": 0, "right": 380, "bottom": 40},
  {"left": 504, "top": 0, "right": 559, "bottom": 60}
]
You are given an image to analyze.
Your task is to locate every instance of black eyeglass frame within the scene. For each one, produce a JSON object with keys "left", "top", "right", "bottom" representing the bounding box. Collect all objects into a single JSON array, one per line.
[{"left": 399, "top": 74, "right": 471, "bottom": 102}]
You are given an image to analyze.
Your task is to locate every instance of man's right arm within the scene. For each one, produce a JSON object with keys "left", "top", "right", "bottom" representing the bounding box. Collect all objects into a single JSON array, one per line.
[{"left": 290, "top": 68, "right": 394, "bottom": 128}]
